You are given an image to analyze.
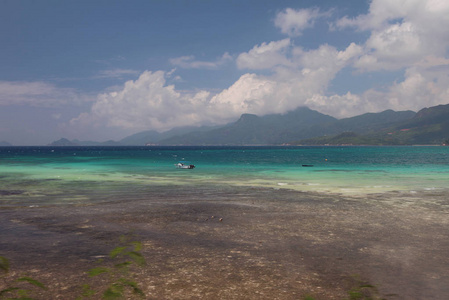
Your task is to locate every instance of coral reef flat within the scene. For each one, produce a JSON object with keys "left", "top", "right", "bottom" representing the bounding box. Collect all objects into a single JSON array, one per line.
[{"left": 1, "top": 187, "right": 448, "bottom": 299}]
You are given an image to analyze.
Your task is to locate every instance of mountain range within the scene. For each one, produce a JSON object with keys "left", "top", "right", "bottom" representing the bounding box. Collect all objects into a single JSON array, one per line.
[
  {"left": 298, "top": 104, "right": 449, "bottom": 145},
  {"left": 44, "top": 103, "right": 449, "bottom": 146}
]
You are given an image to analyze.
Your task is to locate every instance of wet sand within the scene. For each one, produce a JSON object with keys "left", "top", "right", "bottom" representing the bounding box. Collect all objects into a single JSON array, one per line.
[{"left": 1, "top": 187, "right": 448, "bottom": 299}]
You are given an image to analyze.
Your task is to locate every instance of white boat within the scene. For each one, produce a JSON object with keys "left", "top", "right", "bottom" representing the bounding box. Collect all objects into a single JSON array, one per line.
[{"left": 176, "top": 161, "right": 195, "bottom": 169}]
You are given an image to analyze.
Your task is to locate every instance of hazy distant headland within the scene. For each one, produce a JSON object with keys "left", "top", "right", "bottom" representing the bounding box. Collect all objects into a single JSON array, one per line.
[{"left": 0, "top": 141, "right": 12, "bottom": 146}]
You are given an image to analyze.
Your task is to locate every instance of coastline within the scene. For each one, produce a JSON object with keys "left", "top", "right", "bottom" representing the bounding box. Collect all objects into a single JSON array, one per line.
[{"left": 1, "top": 187, "right": 448, "bottom": 299}]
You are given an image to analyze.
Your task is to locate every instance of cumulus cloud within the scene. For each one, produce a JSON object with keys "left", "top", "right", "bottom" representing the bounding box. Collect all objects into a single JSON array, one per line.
[
  {"left": 72, "top": 39, "right": 368, "bottom": 133},
  {"left": 274, "top": 8, "right": 322, "bottom": 36},
  {"left": 71, "top": 71, "right": 216, "bottom": 133},
  {"left": 337, "top": 0, "right": 449, "bottom": 71},
  {"left": 386, "top": 67, "right": 449, "bottom": 110},
  {"left": 211, "top": 42, "right": 363, "bottom": 117},
  {"left": 355, "top": 22, "right": 424, "bottom": 71},
  {"left": 71, "top": 0, "right": 449, "bottom": 136},
  {"left": 330, "top": 0, "right": 449, "bottom": 114},
  {"left": 304, "top": 92, "right": 364, "bottom": 118},
  {"left": 236, "top": 39, "right": 291, "bottom": 70},
  {"left": 209, "top": 73, "right": 277, "bottom": 115}
]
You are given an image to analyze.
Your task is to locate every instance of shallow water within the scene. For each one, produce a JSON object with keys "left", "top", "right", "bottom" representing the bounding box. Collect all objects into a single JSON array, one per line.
[{"left": 1, "top": 146, "right": 448, "bottom": 206}]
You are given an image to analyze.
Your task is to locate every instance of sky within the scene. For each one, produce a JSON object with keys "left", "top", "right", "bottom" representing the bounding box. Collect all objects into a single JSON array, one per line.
[{"left": 1, "top": 0, "right": 449, "bottom": 145}]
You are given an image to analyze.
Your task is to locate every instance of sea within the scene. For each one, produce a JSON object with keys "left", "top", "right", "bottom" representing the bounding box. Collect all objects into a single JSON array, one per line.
[{"left": 1, "top": 146, "right": 448, "bottom": 207}]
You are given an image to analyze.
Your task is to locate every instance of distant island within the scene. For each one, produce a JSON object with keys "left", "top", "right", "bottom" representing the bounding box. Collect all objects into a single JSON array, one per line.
[
  {"left": 48, "top": 138, "right": 121, "bottom": 147},
  {"left": 48, "top": 103, "right": 449, "bottom": 147}
]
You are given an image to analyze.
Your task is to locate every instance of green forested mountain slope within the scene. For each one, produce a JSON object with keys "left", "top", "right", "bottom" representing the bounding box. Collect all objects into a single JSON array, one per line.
[{"left": 297, "top": 104, "right": 449, "bottom": 145}]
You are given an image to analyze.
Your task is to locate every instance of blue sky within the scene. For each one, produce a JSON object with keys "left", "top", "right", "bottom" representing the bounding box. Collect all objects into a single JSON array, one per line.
[{"left": 1, "top": 0, "right": 449, "bottom": 145}]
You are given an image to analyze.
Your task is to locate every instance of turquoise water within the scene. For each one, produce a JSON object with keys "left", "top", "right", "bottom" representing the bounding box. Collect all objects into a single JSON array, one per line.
[{"left": 1, "top": 146, "right": 448, "bottom": 206}]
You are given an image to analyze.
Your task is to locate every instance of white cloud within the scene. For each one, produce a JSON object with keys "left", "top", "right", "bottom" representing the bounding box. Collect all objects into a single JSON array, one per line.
[
  {"left": 70, "top": 1, "right": 449, "bottom": 137},
  {"left": 309, "top": 64, "right": 449, "bottom": 118},
  {"left": 336, "top": 0, "right": 415, "bottom": 31},
  {"left": 0, "top": 81, "right": 85, "bottom": 107},
  {"left": 213, "top": 42, "right": 363, "bottom": 117},
  {"left": 71, "top": 40, "right": 368, "bottom": 133},
  {"left": 305, "top": 92, "right": 364, "bottom": 118},
  {"left": 209, "top": 73, "right": 277, "bottom": 115},
  {"left": 223, "top": 58, "right": 353, "bottom": 117},
  {"left": 274, "top": 8, "right": 321, "bottom": 36},
  {"left": 300, "top": 43, "right": 362, "bottom": 71},
  {"left": 236, "top": 39, "right": 291, "bottom": 70},
  {"left": 170, "top": 53, "right": 232, "bottom": 69},
  {"left": 339, "top": 0, "right": 449, "bottom": 33},
  {"left": 324, "top": 0, "right": 449, "bottom": 115},
  {"left": 94, "top": 69, "right": 140, "bottom": 79},
  {"left": 386, "top": 67, "right": 449, "bottom": 111},
  {"left": 337, "top": 0, "right": 449, "bottom": 72},
  {"left": 71, "top": 71, "right": 218, "bottom": 133},
  {"left": 355, "top": 22, "right": 423, "bottom": 71}
]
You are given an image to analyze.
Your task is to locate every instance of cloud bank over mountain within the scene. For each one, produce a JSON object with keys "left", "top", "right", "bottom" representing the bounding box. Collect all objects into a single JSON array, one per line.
[{"left": 68, "top": 0, "right": 449, "bottom": 137}]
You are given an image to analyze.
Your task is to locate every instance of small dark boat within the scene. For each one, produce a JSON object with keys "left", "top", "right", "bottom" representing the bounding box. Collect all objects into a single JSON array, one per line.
[
  {"left": 176, "top": 161, "right": 195, "bottom": 169},
  {"left": 302, "top": 164, "right": 314, "bottom": 167}
]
